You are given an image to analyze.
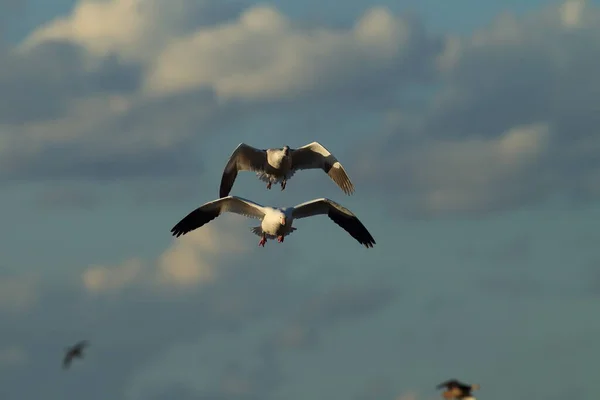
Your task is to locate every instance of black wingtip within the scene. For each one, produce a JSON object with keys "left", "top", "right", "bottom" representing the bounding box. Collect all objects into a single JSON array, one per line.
[{"left": 170, "top": 227, "right": 186, "bottom": 238}]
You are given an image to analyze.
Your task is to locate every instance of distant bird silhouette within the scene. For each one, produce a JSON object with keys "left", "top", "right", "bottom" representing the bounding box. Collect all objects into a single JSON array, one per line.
[
  {"left": 62, "top": 340, "right": 89, "bottom": 369},
  {"left": 436, "top": 379, "right": 480, "bottom": 399}
]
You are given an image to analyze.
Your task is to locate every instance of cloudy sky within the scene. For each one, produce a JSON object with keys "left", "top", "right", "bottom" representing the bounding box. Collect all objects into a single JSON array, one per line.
[{"left": 1, "top": 0, "right": 599, "bottom": 399}]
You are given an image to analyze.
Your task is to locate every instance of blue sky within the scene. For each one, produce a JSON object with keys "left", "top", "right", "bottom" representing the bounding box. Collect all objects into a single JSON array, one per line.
[{"left": 1, "top": 0, "right": 599, "bottom": 399}]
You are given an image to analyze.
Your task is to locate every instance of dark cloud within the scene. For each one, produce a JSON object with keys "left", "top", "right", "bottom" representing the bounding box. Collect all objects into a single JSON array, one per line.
[
  {"left": 0, "top": 41, "right": 142, "bottom": 125},
  {"left": 0, "top": 89, "right": 222, "bottom": 184},
  {"left": 0, "top": 1, "right": 443, "bottom": 193},
  {"left": 357, "top": 2, "right": 600, "bottom": 217},
  {"left": 0, "top": 246, "right": 396, "bottom": 400}
]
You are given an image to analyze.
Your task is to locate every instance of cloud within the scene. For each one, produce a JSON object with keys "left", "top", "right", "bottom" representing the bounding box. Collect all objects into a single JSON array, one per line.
[
  {"left": 22, "top": 0, "right": 245, "bottom": 62},
  {"left": 124, "top": 279, "right": 397, "bottom": 400},
  {"left": 155, "top": 221, "right": 249, "bottom": 289},
  {"left": 0, "top": 0, "right": 440, "bottom": 193},
  {"left": 358, "top": 0, "right": 600, "bottom": 217},
  {"left": 145, "top": 5, "right": 438, "bottom": 101},
  {"left": 81, "top": 215, "right": 250, "bottom": 294},
  {"left": 0, "top": 239, "right": 305, "bottom": 400},
  {"left": 83, "top": 258, "right": 144, "bottom": 294},
  {"left": 0, "top": 275, "right": 39, "bottom": 312}
]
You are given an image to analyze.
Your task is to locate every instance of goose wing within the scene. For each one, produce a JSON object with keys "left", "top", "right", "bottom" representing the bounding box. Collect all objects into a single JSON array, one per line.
[
  {"left": 220, "top": 143, "right": 268, "bottom": 197},
  {"left": 292, "top": 198, "right": 374, "bottom": 248},
  {"left": 290, "top": 142, "right": 355, "bottom": 195},
  {"left": 171, "top": 196, "right": 267, "bottom": 238}
]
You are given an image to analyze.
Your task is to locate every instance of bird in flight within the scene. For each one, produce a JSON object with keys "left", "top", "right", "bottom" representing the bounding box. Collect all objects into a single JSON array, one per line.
[
  {"left": 170, "top": 196, "right": 375, "bottom": 248},
  {"left": 219, "top": 142, "right": 355, "bottom": 197},
  {"left": 62, "top": 340, "right": 89, "bottom": 370}
]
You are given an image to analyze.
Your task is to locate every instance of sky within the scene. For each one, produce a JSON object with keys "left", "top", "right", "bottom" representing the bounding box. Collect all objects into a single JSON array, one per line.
[{"left": 0, "top": 0, "right": 599, "bottom": 399}]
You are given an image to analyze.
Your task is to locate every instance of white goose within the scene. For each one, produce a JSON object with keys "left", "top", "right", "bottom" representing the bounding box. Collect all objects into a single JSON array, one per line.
[
  {"left": 170, "top": 196, "right": 375, "bottom": 248},
  {"left": 219, "top": 142, "right": 355, "bottom": 198}
]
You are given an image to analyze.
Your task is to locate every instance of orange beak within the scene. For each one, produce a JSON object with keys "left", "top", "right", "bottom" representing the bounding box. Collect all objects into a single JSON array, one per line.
[{"left": 281, "top": 217, "right": 286, "bottom": 225}]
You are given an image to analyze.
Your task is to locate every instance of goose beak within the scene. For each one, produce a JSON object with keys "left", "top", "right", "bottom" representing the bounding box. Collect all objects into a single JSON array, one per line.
[{"left": 280, "top": 216, "right": 286, "bottom": 225}]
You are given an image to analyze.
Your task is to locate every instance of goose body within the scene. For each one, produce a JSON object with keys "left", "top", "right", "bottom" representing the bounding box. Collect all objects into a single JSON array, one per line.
[
  {"left": 170, "top": 196, "right": 374, "bottom": 248},
  {"left": 219, "top": 142, "right": 355, "bottom": 197}
]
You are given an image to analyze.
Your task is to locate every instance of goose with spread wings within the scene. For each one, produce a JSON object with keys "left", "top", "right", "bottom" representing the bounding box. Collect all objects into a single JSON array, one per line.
[
  {"left": 219, "top": 142, "right": 355, "bottom": 197},
  {"left": 170, "top": 196, "right": 375, "bottom": 248},
  {"left": 62, "top": 340, "right": 89, "bottom": 370},
  {"left": 436, "top": 379, "right": 480, "bottom": 399}
]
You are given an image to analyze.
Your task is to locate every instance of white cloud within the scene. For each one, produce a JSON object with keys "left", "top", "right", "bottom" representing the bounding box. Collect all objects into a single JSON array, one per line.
[
  {"left": 560, "top": 0, "right": 587, "bottom": 28},
  {"left": 156, "top": 219, "right": 249, "bottom": 288},
  {"left": 144, "top": 5, "right": 425, "bottom": 101},
  {"left": 82, "top": 215, "right": 249, "bottom": 294},
  {"left": 21, "top": 0, "right": 232, "bottom": 62},
  {"left": 83, "top": 258, "right": 144, "bottom": 293},
  {"left": 407, "top": 123, "right": 550, "bottom": 214}
]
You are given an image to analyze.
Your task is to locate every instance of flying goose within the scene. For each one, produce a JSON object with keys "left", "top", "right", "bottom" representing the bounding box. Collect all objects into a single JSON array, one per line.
[
  {"left": 436, "top": 379, "right": 480, "bottom": 400},
  {"left": 219, "top": 142, "right": 355, "bottom": 197},
  {"left": 170, "top": 196, "right": 375, "bottom": 248},
  {"left": 62, "top": 340, "right": 89, "bottom": 370}
]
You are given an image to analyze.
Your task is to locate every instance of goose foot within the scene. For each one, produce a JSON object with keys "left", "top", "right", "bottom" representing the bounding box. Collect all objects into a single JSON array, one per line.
[
  {"left": 277, "top": 235, "right": 284, "bottom": 243},
  {"left": 280, "top": 180, "right": 286, "bottom": 191},
  {"left": 258, "top": 235, "right": 267, "bottom": 247},
  {"left": 266, "top": 182, "right": 272, "bottom": 190}
]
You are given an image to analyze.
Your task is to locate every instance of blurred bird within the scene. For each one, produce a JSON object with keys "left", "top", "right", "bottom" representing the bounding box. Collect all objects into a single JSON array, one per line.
[
  {"left": 436, "top": 379, "right": 480, "bottom": 399},
  {"left": 219, "top": 142, "right": 355, "bottom": 197},
  {"left": 62, "top": 340, "right": 89, "bottom": 370}
]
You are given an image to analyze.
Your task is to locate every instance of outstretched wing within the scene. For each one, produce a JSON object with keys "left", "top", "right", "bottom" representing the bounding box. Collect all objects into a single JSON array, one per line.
[
  {"left": 171, "top": 196, "right": 267, "bottom": 238},
  {"left": 220, "top": 144, "right": 268, "bottom": 197},
  {"left": 292, "top": 198, "right": 375, "bottom": 248},
  {"left": 290, "top": 142, "right": 354, "bottom": 195}
]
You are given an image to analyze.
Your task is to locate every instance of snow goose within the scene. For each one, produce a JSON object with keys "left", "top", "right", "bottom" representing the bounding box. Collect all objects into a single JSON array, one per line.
[
  {"left": 63, "top": 340, "right": 89, "bottom": 370},
  {"left": 436, "top": 379, "right": 480, "bottom": 400},
  {"left": 170, "top": 196, "right": 374, "bottom": 248},
  {"left": 219, "top": 142, "right": 355, "bottom": 197}
]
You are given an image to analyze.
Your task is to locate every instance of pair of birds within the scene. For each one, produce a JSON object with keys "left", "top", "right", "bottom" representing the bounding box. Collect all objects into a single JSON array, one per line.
[
  {"left": 436, "top": 379, "right": 480, "bottom": 399},
  {"left": 170, "top": 142, "right": 376, "bottom": 248}
]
